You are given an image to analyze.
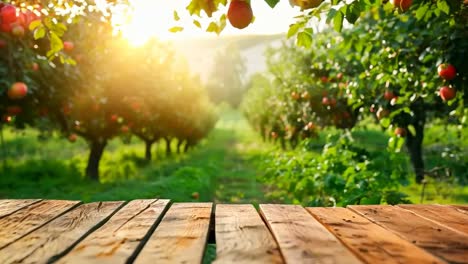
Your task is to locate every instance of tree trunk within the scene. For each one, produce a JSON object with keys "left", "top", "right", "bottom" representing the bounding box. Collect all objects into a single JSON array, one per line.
[
  {"left": 85, "top": 139, "right": 107, "bottom": 181},
  {"left": 405, "top": 99, "right": 426, "bottom": 184},
  {"left": 165, "top": 137, "right": 171, "bottom": 157},
  {"left": 145, "top": 140, "right": 154, "bottom": 161},
  {"left": 177, "top": 139, "right": 184, "bottom": 154},
  {"left": 184, "top": 141, "right": 192, "bottom": 153}
]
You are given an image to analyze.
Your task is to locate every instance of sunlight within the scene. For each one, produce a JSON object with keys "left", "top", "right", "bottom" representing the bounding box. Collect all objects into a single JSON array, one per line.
[
  {"left": 116, "top": 0, "right": 174, "bottom": 45},
  {"left": 113, "top": 0, "right": 300, "bottom": 46}
]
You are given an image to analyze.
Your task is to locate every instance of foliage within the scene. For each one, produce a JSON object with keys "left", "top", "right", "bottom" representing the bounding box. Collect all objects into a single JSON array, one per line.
[
  {"left": 0, "top": 1, "right": 217, "bottom": 180},
  {"left": 259, "top": 131, "right": 411, "bottom": 206}
]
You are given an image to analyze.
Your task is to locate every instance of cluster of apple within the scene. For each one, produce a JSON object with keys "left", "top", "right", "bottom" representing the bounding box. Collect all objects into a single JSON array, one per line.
[
  {"left": 0, "top": 3, "right": 39, "bottom": 38},
  {"left": 437, "top": 63, "right": 457, "bottom": 101}
]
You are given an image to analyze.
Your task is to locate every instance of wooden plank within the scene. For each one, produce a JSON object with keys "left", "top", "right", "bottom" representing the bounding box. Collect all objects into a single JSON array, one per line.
[
  {"left": 134, "top": 203, "right": 212, "bottom": 264},
  {"left": 308, "top": 207, "right": 445, "bottom": 264},
  {"left": 58, "top": 199, "right": 169, "bottom": 264},
  {"left": 0, "top": 200, "right": 80, "bottom": 249},
  {"left": 398, "top": 204, "right": 468, "bottom": 235},
  {"left": 349, "top": 205, "right": 467, "bottom": 263},
  {"left": 214, "top": 204, "right": 283, "bottom": 264},
  {"left": 0, "top": 199, "right": 42, "bottom": 218},
  {"left": 451, "top": 205, "right": 468, "bottom": 215},
  {"left": 260, "top": 204, "right": 361, "bottom": 264},
  {"left": 0, "top": 201, "right": 123, "bottom": 264}
]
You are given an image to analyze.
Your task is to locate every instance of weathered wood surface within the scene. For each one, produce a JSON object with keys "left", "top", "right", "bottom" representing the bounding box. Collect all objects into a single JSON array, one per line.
[
  {"left": 349, "top": 205, "right": 468, "bottom": 263},
  {"left": 0, "top": 201, "right": 124, "bottom": 264},
  {"left": 0, "top": 200, "right": 80, "bottom": 250},
  {"left": 58, "top": 199, "right": 169, "bottom": 264},
  {"left": 134, "top": 203, "right": 212, "bottom": 264},
  {"left": 451, "top": 205, "right": 468, "bottom": 215},
  {"left": 398, "top": 204, "right": 468, "bottom": 235},
  {"left": 0, "top": 199, "right": 41, "bottom": 218},
  {"left": 214, "top": 204, "right": 283, "bottom": 264},
  {"left": 260, "top": 204, "right": 362, "bottom": 264},
  {"left": 308, "top": 207, "right": 445, "bottom": 264}
]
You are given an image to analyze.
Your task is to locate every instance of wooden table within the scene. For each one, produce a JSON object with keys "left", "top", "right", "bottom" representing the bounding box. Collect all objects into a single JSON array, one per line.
[{"left": 0, "top": 199, "right": 466, "bottom": 263}]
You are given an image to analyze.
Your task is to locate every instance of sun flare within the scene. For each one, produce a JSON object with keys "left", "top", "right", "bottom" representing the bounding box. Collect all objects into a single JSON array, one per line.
[{"left": 114, "top": 0, "right": 177, "bottom": 46}]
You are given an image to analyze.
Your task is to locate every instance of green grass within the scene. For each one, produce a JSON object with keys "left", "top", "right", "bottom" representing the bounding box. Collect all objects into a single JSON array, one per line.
[
  {"left": 0, "top": 109, "right": 466, "bottom": 205},
  {"left": 0, "top": 109, "right": 273, "bottom": 204}
]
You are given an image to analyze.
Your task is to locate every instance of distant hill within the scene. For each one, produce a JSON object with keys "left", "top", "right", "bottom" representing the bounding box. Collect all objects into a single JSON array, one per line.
[{"left": 171, "top": 33, "right": 287, "bottom": 82}]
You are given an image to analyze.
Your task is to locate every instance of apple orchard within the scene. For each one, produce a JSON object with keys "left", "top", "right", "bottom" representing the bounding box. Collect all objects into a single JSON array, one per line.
[{"left": 1, "top": 0, "right": 467, "bottom": 203}]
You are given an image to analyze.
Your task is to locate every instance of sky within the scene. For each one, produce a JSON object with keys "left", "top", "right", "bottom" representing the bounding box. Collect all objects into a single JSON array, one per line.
[{"left": 118, "top": 0, "right": 302, "bottom": 44}]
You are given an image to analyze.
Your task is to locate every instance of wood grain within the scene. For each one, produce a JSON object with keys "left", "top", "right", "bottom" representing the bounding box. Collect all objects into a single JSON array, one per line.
[
  {"left": 451, "top": 205, "right": 468, "bottom": 215},
  {"left": 0, "top": 201, "right": 123, "bottom": 264},
  {"left": 0, "top": 199, "right": 42, "bottom": 218},
  {"left": 134, "top": 203, "right": 212, "bottom": 264},
  {"left": 58, "top": 199, "right": 169, "bottom": 264},
  {"left": 0, "top": 200, "right": 80, "bottom": 249},
  {"left": 398, "top": 204, "right": 468, "bottom": 235},
  {"left": 214, "top": 204, "right": 283, "bottom": 264},
  {"left": 349, "top": 205, "right": 467, "bottom": 263},
  {"left": 308, "top": 207, "right": 445, "bottom": 264},
  {"left": 260, "top": 204, "right": 361, "bottom": 264}
]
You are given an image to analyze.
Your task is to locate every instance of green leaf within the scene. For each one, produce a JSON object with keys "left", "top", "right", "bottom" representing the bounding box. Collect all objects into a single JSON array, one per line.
[
  {"left": 379, "top": 117, "right": 390, "bottom": 128},
  {"left": 287, "top": 23, "right": 302, "bottom": 38},
  {"left": 50, "top": 32, "right": 63, "bottom": 54},
  {"left": 297, "top": 31, "right": 312, "bottom": 48},
  {"left": 264, "top": 0, "right": 280, "bottom": 8},
  {"left": 333, "top": 11, "right": 344, "bottom": 32},
  {"left": 331, "top": 0, "right": 341, "bottom": 5},
  {"left": 415, "top": 4, "right": 429, "bottom": 20},
  {"left": 173, "top": 10, "right": 180, "bottom": 21},
  {"left": 327, "top": 9, "right": 337, "bottom": 23},
  {"left": 345, "top": 1, "right": 361, "bottom": 24},
  {"left": 29, "top": 20, "right": 42, "bottom": 31},
  {"left": 436, "top": 0, "right": 450, "bottom": 15},
  {"left": 193, "top": 20, "right": 202, "bottom": 28},
  {"left": 407, "top": 125, "right": 416, "bottom": 136},
  {"left": 206, "top": 22, "right": 219, "bottom": 33},
  {"left": 169, "top": 26, "right": 184, "bottom": 33},
  {"left": 33, "top": 27, "right": 46, "bottom": 40}
]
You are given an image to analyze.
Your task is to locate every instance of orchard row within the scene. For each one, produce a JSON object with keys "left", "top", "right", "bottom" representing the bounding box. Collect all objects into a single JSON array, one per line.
[
  {"left": 242, "top": 1, "right": 467, "bottom": 183},
  {"left": 0, "top": 1, "right": 217, "bottom": 180}
]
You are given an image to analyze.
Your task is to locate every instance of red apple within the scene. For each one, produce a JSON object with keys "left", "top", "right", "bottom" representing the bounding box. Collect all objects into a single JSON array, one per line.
[
  {"left": 2, "top": 115, "right": 12, "bottom": 123},
  {"left": 121, "top": 125, "right": 130, "bottom": 133},
  {"left": 384, "top": 90, "right": 395, "bottom": 101},
  {"left": 7, "top": 82, "right": 28, "bottom": 100},
  {"left": 32, "top": 62, "right": 39, "bottom": 71},
  {"left": 291, "top": 91, "right": 300, "bottom": 100},
  {"left": 68, "top": 133, "right": 78, "bottom": 143},
  {"left": 0, "top": 39, "right": 6, "bottom": 49},
  {"left": 320, "top": 76, "right": 328, "bottom": 83},
  {"left": 191, "top": 192, "right": 200, "bottom": 199},
  {"left": 437, "top": 63, "right": 456, "bottom": 81},
  {"left": 291, "top": 0, "right": 323, "bottom": 10},
  {"left": 376, "top": 108, "right": 390, "bottom": 120},
  {"left": 322, "top": 97, "right": 330, "bottom": 106},
  {"left": 394, "top": 127, "right": 407, "bottom": 137},
  {"left": 63, "top": 41, "right": 74, "bottom": 52},
  {"left": 227, "top": 0, "right": 253, "bottom": 29},
  {"left": 336, "top": 72, "right": 343, "bottom": 80},
  {"left": 439, "top": 86, "right": 456, "bottom": 101},
  {"left": 11, "top": 24, "right": 24, "bottom": 37},
  {"left": 6, "top": 105, "right": 22, "bottom": 115},
  {"left": 390, "top": 0, "right": 412, "bottom": 11},
  {"left": 110, "top": 114, "right": 119, "bottom": 122},
  {"left": 301, "top": 91, "right": 310, "bottom": 100},
  {"left": 329, "top": 98, "right": 337, "bottom": 107},
  {"left": 1, "top": 5, "right": 17, "bottom": 24},
  {"left": 0, "top": 22, "right": 12, "bottom": 32}
]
